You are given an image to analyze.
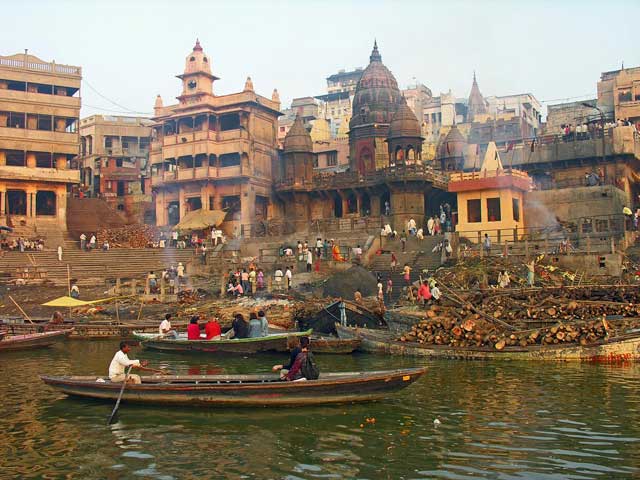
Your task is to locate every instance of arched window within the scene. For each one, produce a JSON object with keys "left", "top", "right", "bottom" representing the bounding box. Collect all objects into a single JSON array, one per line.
[
  {"left": 407, "top": 147, "right": 415, "bottom": 164},
  {"left": 203, "top": 57, "right": 208, "bottom": 63},
  {"left": 395, "top": 147, "right": 404, "bottom": 163},
  {"left": 190, "top": 56, "right": 196, "bottom": 61}
]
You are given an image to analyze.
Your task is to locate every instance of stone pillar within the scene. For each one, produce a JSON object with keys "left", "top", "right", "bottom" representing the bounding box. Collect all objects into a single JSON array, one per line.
[
  {"left": 26, "top": 153, "right": 36, "bottom": 168},
  {"left": 26, "top": 115, "right": 37, "bottom": 130},
  {"left": 57, "top": 188, "right": 67, "bottom": 225},
  {"left": 371, "top": 195, "right": 381, "bottom": 217},
  {"left": 0, "top": 189, "right": 5, "bottom": 216},
  {"left": 240, "top": 185, "right": 255, "bottom": 224},
  {"left": 26, "top": 189, "right": 36, "bottom": 217},
  {"left": 55, "top": 118, "right": 66, "bottom": 132},
  {"left": 213, "top": 194, "right": 222, "bottom": 210},
  {"left": 55, "top": 155, "right": 67, "bottom": 170},
  {"left": 178, "top": 188, "right": 186, "bottom": 222},
  {"left": 0, "top": 151, "right": 6, "bottom": 166}
]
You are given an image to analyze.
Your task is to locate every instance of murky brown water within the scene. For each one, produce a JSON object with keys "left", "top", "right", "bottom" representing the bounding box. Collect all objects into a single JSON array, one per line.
[{"left": 1, "top": 340, "right": 639, "bottom": 479}]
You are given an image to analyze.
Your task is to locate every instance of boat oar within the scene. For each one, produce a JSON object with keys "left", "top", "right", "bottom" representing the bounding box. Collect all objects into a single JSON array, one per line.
[{"left": 107, "top": 365, "right": 132, "bottom": 425}]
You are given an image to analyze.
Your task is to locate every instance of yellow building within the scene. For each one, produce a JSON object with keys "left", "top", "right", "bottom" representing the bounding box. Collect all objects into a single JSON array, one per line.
[
  {"left": 449, "top": 142, "right": 531, "bottom": 242},
  {"left": 150, "top": 40, "right": 281, "bottom": 235},
  {"left": 0, "top": 51, "right": 81, "bottom": 231}
]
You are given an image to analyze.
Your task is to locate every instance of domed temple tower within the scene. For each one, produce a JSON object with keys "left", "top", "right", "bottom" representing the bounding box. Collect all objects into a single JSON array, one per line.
[
  {"left": 387, "top": 97, "right": 423, "bottom": 166},
  {"left": 437, "top": 123, "right": 467, "bottom": 171},
  {"left": 281, "top": 115, "right": 314, "bottom": 222},
  {"left": 349, "top": 41, "right": 402, "bottom": 175}
]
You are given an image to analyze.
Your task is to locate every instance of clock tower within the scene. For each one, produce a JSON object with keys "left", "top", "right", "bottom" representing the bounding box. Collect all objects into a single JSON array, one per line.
[{"left": 176, "top": 39, "right": 219, "bottom": 102}]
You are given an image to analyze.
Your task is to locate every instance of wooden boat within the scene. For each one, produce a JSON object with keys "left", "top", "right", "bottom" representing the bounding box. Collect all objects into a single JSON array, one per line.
[
  {"left": 0, "top": 320, "right": 189, "bottom": 339},
  {"left": 141, "top": 329, "right": 314, "bottom": 354},
  {"left": 336, "top": 324, "right": 640, "bottom": 362},
  {"left": 298, "top": 300, "right": 386, "bottom": 334},
  {"left": 0, "top": 330, "right": 71, "bottom": 352},
  {"left": 40, "top": 367, "right": 426, "bottom": 407}
]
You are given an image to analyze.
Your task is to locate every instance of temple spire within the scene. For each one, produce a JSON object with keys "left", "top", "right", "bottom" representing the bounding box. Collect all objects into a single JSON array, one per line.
[
  {"left": 369, "top": 39, "right": 381, "bottom": 63},
  {"left": 193, "top": 38, "right": 203, "bottom": 51}
]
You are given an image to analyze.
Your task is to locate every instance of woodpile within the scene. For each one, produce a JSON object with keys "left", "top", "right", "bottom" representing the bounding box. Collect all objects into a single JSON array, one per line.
[
  {"left": 397, "top": 313, "right": 613, "bottom": 349},
  {"left": 97, "top": 225, "right": 160, "bottom": 248}
]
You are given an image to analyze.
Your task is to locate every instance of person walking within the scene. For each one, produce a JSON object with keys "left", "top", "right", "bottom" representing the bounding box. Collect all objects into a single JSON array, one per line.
[
  {"left": 390, "top": 251, "right": 398, "bottom": 273},
  {"left": 400, "top": 230, "right": 407, "bottom": 252},
  {"left": 483, "top": 234, "right": 491, "bottom": 257},
  {"left": 79, "top": 233, "right": 86, "bottom": 251},
  {"left": 200, "top": 244, "right": 207, "bottom": 265},
  {"left": 306, "top": 249, "right": 313, "bottom": 272},
  {"left": 57, "top": 245, "right": 63, "bottom": 262},
  {"left": 285, "top": 266, "right": 293, "bottom": 290},
  {"left": 403, "top": 263, "right": 412, "bottom": 285}
]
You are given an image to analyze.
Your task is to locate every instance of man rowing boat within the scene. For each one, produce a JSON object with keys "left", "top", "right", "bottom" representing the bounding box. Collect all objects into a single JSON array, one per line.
[{"left": 109, "top": 341, "right": 163, "bottom": 384}]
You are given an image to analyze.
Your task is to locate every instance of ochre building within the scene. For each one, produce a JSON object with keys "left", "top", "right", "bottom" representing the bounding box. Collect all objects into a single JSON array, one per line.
[
  {"left": 150, "top": 40, "right": 281, "bottom": 235},
  {"left": 0, "top": 51, "right": 81, "bottom": 230}
]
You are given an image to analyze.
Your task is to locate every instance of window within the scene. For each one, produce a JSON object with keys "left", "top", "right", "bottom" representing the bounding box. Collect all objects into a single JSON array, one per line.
[
  {"left": 105, "top": 137, "right": 113, "bottom": 148},
  {"left": 487, "top": 198, "right": 501, "bottom": 222},
  {"left": 313, "top": 156, "right": 318, "bottom": 168},
  {"left": 190, "top": 56, "right": 196, "bottom": 61},
  {"left": 467, "top": 199, "right": 481, "bottom": 223},
  {"left": 122, "top": 138, "right": 129, "bottom": 149},
  {"left": 219, "top": 153, "right": 241, "bottom": 167},
  {"left": 220, "top": 113, "right": 240, "bottom": 131},
  {"left": 279, "top": 126, "right": 285, "bottom": 132},
  {"left": 512, "top": 198, "right": 520, "bottom": 222},
  {"left": 327, "top": 151, "right": 337, "bottom": 166}
]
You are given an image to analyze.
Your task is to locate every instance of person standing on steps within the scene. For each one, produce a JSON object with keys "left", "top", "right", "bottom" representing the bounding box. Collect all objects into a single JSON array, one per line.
[
  {"left": 57, "top": 245, "right": 63, "bottom": 262},
  {"left": 79, "top": 233, "right": 86, "bottom": 251},
  {"left": 400, "top": 230, "right": 407, "bottom": 252},
  {"left": 390, "top": 251, "right": 398, "bottom": 273},
  {"left": 483, "top": 234, "right": 491, "bottom": 257}
]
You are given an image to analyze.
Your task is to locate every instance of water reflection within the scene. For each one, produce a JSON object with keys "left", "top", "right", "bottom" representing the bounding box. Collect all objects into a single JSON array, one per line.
[{"left": 0, "top": 341, "right": 639, "bottom": 479}]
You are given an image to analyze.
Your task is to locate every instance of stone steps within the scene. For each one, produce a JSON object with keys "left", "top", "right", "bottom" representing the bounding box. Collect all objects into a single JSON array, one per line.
[{"left": 1, "top": 248, "right": 194, "bottom": 286}]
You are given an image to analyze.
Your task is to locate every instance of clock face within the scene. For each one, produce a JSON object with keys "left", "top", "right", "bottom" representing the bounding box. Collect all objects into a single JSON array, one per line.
[{"left": 188, "top": 80, "right": 197, "bottom": 90}]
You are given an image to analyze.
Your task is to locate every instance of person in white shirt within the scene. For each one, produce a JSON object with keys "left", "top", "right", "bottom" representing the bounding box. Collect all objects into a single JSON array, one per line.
[
  {"left": 274, "top": 267, "right": 284, "bottom": 290},
  {"left": 416, "top": 228, "right": 424, "bottom": 240},
  {"left": 171, "top": 230, "right": 179, "bottom": 247},
  {"left": 431, "top": 283, "right": 442, "bottom": 302},
  {"left": 79, "top": 233, "right": 87, "bottom": 251},
  {"left": 306, "top": 249, "right": 313, "bottom": 272},
  {"left": 109, "top": 342, "right": 148, "bottom": 384},
  {"left": 427, "top": 217, "right": 435, "bottom": 236},
  {"left": 159, "top": 313, "right": 177, "bottom": 337},
  {"left": 57, "top": 245, "right": 63, "bottom": 262},
  {"left": 285, "top": 266, "right": 293, "bottom": 290},
  {"left": 89, "top": 234, "right": 96, "bottom": 250}
]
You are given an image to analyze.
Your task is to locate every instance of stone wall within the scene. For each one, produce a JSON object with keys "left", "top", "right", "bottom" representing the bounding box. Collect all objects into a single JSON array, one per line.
[{"left": 525, "top": 186, "right": 627, "bottom": 228}]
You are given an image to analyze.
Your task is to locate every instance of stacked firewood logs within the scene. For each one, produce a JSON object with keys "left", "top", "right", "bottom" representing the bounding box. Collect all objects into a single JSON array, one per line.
[
  {"left": 397, "top": 312, "right": 613, "bottom": 350},
  {"left": 96, "top": 225, "right": 159, "bottom": 248}
]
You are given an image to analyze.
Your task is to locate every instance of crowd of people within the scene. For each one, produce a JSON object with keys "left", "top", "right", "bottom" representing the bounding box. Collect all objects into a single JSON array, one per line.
[
  {"left": 557, "top": 118, "right": 637, "bottom": 142},
  {"left": 0, "top": 237, "right": 45, "bottom": 252}
]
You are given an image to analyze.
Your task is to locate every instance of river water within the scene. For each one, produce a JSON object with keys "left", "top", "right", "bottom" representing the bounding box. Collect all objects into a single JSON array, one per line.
[{"left": 1, "top": 340, "right": 639, "bottom": 479}]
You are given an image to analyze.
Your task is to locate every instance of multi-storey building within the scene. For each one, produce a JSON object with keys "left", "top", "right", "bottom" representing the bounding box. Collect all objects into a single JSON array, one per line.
[
  {"left": 78, "top": 115, "right": 153, "bottom": 222},
  {"left": 150, "top": 40, "right": 281, "bottom": 234},
  {"left": 598, "top": 66, "right": 640, "bottom": 124},
  {"left": 315, "top": 68, "right": 363, "bottom": 138},
  {"left": 0, "top": 51, "right": 81, "bottom": 230}
]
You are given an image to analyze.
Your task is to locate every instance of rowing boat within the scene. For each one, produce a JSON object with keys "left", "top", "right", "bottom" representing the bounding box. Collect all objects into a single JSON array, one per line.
[
  {"left": 0, "top": 330, "right": 71, "bottom": 352},
  {"left": 335, "top": 324, "right": 640, "bottom": 362},
  {"left": 40, "top": 367, "right": 426, "bottom": 407},
  {"left": 0, "top": 320, "right": 189, "bottom": 339},
  {"left": 141, "top": 329, "right": 314, "bottom": 354}
]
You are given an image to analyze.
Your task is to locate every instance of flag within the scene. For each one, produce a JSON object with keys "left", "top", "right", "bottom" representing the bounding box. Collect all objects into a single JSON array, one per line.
[{"left": 506, "top": 141, "right": 514, "bottom": 152}]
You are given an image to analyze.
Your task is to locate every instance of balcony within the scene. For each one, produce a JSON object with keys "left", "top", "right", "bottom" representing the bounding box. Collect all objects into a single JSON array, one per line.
[
  {"left": 275, "top": 164, "right": 448, "bottom": 192},
  {"left": 0, "top": 126, "right": 78, "bottom": 154},
  {"left": 151, "top": 165, "right": 244, "bottom": 187},
  {"left": 0, "top": 165, "right": 79, "bottom": 184},
  {"left": 0, "top": 89, "right": 81, "bottom": 110}
]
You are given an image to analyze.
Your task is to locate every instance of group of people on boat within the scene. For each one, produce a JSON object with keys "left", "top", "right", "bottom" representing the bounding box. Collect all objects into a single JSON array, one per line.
[{"left": 158, "top": 311, "right": 270, "bottom": 341}]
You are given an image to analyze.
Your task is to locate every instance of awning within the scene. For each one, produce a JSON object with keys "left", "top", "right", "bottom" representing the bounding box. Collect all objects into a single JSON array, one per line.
[{"left": 175, "top": 209, "right": 226, "bottom": 230}]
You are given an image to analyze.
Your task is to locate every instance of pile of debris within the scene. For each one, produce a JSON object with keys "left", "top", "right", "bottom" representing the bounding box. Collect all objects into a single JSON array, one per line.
[
  {"left": 397, "top": 309, "right": 614, "bottom": 350},
  {"left": 97, "top": 224, "right": 160, "bottom": 248}
]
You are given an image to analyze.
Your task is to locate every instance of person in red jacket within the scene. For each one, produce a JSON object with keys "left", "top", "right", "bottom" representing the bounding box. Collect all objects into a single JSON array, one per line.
[
  {"left": 417, "top": 281, "right": 432, "bottom": 305},
  {"left": 187, "top": 316, "right": 201, "bottom": 340},
  {"left": 205, "top": 316, "right": 221, "bottom": 340}
]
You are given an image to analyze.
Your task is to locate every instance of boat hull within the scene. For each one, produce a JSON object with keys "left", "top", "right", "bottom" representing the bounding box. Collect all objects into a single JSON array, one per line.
[
  {"left": 141, "top": 330, "right": 313, "bottom": 354},
  {"left": 0, "top": 330, "right": 70, "bottom": 352},
  {"left": 0, "top": 321, "right": 189, "bottom": 339},
  {"left": 336, "top": 325, "right": 640, "bottom": 362},
  {"left": 40, "top": 368, "right": 426, "bottom": 407}
]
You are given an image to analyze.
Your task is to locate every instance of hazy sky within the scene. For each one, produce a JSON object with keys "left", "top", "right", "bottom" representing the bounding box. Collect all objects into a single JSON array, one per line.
[{"left": 3, "top": 0, "right": 638, "bottom": 119}]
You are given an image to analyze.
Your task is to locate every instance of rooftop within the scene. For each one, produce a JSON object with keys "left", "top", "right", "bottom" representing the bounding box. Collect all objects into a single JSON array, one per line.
[{"left": 0, "top": 52, "right": 81, "bottom": 77}]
